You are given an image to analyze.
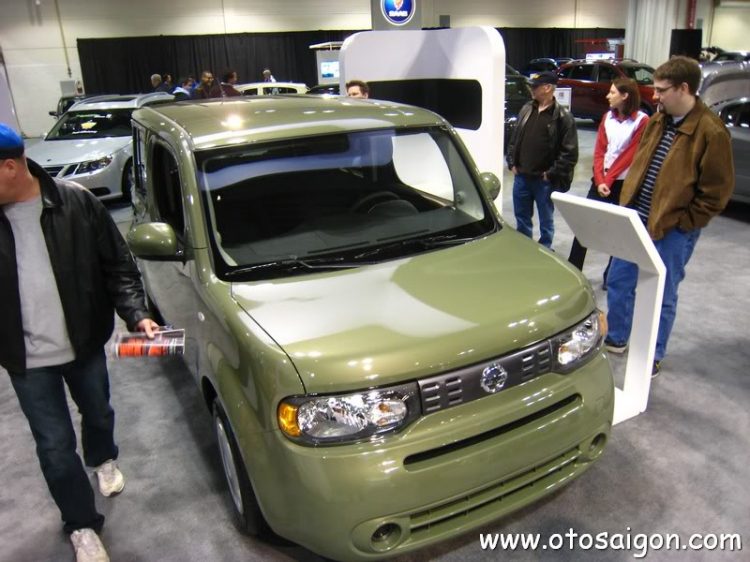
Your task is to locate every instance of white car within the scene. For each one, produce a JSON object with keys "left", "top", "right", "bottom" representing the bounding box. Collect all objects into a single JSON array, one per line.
[
  {"left": 27, "top": 93, "right": 173, "bottom": 202},
  {"left": 234, "top": 82, "right": 308, "bottom": 96}
]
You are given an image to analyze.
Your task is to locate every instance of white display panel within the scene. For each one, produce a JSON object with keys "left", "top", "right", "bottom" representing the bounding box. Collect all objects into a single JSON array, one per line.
[
  {"left": 552, "top": 192, "right": 666, "bottom": 425},
  {"left": 340, "top": 27, "right": 506, "bottom": 210}
]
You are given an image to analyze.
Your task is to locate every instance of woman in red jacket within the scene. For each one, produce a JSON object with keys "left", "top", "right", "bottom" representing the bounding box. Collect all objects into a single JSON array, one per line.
[{"left": 568, "top": 78, "right": 649, "bottom": 282}]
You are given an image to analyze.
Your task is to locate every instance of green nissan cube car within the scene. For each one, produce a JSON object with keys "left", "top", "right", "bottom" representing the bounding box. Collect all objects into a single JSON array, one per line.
[{"left": 127, "top": 95, "right": 614, "bottom": 561}]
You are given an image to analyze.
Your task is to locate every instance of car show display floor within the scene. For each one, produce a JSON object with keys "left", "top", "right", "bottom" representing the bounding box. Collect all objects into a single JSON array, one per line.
[{"left": 1, "top": 123, "right": 748, "bottom": 561}]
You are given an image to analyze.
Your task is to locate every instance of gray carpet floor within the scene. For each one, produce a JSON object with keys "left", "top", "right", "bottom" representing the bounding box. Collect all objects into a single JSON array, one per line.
[{"left": 1, "top": 122, "right": 748, "bottom": 561}]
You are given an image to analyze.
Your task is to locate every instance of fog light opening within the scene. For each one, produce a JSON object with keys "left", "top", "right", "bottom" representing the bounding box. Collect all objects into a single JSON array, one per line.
[
  {"left": 371, "top": 523, "right": 402, "bottom": 551},
  {"left": 587, "top": 433, "right": 607, "bottom": 460}
]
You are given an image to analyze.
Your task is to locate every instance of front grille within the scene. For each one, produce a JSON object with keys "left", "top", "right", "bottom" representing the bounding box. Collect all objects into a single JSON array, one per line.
[
  {"left": 404, "top": 394, "right": 580, "bottom": 468},
  {"left": 417, "top": 339, "right": 553, "bottom": 415},
  {"left": 43, "top": 165, "right": 65, "bottom": 177},
  {"left": 43, "top": 164, "right": 79, "bottom": 178},
  {"left": 408, "top": 445, "right": 582, "bottom": 537}
]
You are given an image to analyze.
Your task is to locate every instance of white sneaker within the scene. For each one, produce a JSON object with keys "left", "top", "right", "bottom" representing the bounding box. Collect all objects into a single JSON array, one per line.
[
  {"left": 70, "top": 529, "right": 110, "bottom": 562},
  {"left": 94, "top": 459, "right": 124, "bottom": 497}
]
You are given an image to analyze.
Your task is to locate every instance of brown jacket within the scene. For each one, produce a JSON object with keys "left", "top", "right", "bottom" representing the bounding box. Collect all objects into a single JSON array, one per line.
[{"left": 620, "top": 98, "right": 734, "bottom": 240}]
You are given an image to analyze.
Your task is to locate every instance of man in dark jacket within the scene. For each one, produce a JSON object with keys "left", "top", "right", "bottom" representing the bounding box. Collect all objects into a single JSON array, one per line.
[
  {"left": 603, "top": 57, "right": 734, "bottom": 378},
  {"left": 193, "top": 70, "right": 223, "bottom": 100},
  {"left": 506, "top": 71, "right": 578, "bottom": 249},
  {"left": 0, "top": 123, "right": 159, "bottom": 562}
]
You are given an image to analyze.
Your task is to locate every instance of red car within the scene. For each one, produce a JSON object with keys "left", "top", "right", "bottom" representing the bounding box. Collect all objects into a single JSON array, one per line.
[{"left": 556, "top": 59, "right": 656, "bottom": 121}]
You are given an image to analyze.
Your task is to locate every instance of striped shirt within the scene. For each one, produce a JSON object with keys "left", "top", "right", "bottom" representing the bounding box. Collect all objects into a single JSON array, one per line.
[{"left": 633, "top": 116, "right": 677, "bottom": 223}]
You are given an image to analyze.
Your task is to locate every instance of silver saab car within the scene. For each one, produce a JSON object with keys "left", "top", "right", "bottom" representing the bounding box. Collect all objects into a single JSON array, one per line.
[{"left": 27, "top": 93, "right": 173, "bottom": 202}]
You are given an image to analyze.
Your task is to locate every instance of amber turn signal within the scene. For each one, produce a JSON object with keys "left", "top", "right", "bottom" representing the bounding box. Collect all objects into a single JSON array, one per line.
[{"left": 278, "top": 403, "right": 300, "bottom": 436}]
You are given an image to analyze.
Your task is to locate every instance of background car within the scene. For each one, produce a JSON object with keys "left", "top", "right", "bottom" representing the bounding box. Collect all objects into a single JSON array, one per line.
[
  {"left": 713, "top": 97, "right": 750, "bottom": 204},
  {"left": 48, "top": 94, "right": 95, "bottom": 119},
  {"left": 556, "top": 59, "right": 656, "bottom": 121},
  {"left": 504, "top": 74, "right": 532, "bottom": 151},
  {"left": 307, "top": 83, "right": 340, "bottom": 95},
  {"left": 522, "top": 57, "right": 573, "bottom": 77},
  {"left": 234, "top": 81, "right": 308, "bottom": 96},
  {"left": 27, "top": 92, "right": 173, "bottom": 202},
  {"left": 712, "top": 51, "right": 750, "bottom": 62}
]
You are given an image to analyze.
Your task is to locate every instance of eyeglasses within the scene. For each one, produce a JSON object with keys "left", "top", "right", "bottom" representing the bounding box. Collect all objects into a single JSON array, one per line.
[{"left": 654, "top": 85, "right": 677, "bottom": 95}]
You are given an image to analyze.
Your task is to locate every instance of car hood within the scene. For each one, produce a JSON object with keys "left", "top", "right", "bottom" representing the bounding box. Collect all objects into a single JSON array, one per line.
[
  {"left": 26, "top": 137, "right": 130, "bottom": 165},
  {"left": 231, "top": 231, "right": 595, "bottom": 394}
]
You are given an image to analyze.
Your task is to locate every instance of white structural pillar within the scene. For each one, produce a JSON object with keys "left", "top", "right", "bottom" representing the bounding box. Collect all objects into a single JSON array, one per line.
[
  {"left": 339, "top": 27, "right": 506, "bottom": 211},
  {"left": 552, "top": 192, "right": 666, "bottom": 425}
]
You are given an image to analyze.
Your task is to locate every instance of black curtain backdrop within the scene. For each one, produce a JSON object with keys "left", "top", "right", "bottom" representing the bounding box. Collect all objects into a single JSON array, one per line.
[{"left": 78, "top": 27, "right": 625, "bottom": 95}]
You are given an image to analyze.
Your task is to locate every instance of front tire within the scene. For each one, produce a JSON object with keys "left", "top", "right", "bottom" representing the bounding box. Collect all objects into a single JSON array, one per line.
[{"left": 213, "top": 399, "right": 272, "bottom": 537}]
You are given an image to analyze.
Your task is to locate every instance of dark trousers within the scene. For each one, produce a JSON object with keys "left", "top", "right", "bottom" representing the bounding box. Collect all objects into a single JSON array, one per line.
[
  {"left": 10, "top": 348, "right": 117, "bottom": 534},
  {"left": 568, "top": 179, "right": 624, "bottom": 272}
]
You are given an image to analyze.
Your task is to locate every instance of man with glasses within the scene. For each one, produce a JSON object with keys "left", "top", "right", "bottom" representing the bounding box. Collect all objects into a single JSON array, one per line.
[
  {"left": 193, "top": 70, "right": 222, "bottom": 100},
  {"left": 506, "top": 71, "right": 578, "bottom": 249},
  {"left": 604, "top": 56, "right": 734, "bottom": 378}
]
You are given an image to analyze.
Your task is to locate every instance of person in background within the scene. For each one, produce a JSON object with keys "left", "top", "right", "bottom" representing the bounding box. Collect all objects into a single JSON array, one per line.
[
  {"left": 568, "top": 78, "right": 649, "bottom": 279},
  {"left": 0, "top": 123, "right": 160, "bottom": 562},
  {"left": 150, "top": 74, "right": 162, "bottom": 92},
  {"left": 172, "top": 77, "right": 193, "bottom": 101},
  {"left": 506, "top": 71, "right": 578, "bottom": 250},
  {"left": 187, "top": 74, "right": 198, "bottom": 96},
  {"left": 603, "top": 56, "right": 734, "bottom": 378},
  {"left": 262, "top": 68, "right": 276, "bottom": 83},
  {"left": 220, "top": 69, "right": 241, "bottom": 97},
  {"left": 193, "top": 71, "right": 222, "bottom": 100},
  {"left": 346, "top": 80, "right": 370, "bottom": 99},
  {"left": 156, "top": 73, "right": 174, "bottom": 94}
]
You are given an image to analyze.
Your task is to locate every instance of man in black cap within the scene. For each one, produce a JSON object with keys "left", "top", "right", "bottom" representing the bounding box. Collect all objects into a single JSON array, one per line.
[
  {"left": 0, "top": 123, "right": 159, "bottom": 562},
  {"left": 506, "top": 70, "right": 578, "bottom": 249}
]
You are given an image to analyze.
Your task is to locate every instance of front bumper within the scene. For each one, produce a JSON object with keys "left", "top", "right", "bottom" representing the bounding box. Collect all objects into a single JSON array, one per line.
[
  {"left": 250, "top": 352, "right": 614, "bottom": 561},
  {"left": 41, "top": 157, "right": 126, "bottom": 200}
]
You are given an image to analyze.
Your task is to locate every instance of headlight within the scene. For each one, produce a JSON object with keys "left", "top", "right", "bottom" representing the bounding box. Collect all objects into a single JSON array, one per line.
[
  {"left": 75, "top": 156, "right": 113, "bottom": 175},
  {"left": 278, "top": 382, "right": 421, "bottom": 446},
  {"left": 552, "top": 311, "right": 607, "bottom": 372}
]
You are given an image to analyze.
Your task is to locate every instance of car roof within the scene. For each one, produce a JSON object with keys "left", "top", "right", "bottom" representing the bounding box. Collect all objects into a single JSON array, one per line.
[
  {"left": 133, "top": 96, "right": 445, "bottom": 151},
  {"left": 561, "top": 58, "right": 642, "bottom": 66},
  {"left": 235, "top": 82, "right": 308, "bottom": 90},
  {"left": 68, "top": 92, "right": 174, "bottom": 111}
]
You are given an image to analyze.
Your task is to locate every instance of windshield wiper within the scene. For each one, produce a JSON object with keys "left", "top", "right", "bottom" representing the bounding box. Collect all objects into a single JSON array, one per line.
[
  {"left": 225, "top": 256, "right": 363, "bottom": 279},
  {"left": 353, "top": 233, "right": 484, "bottom": 261}
]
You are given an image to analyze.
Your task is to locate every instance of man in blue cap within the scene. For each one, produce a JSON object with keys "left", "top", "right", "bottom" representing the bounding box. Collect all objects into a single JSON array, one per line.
[
  {"left": 506, "top": 70, "right": 579, "bottom": 249},
  {"left": 0, "top": 123, "right": 159, "bottom": 562}
]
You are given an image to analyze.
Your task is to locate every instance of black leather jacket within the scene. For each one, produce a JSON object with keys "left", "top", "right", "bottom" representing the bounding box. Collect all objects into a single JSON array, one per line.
[
  {"left": 506, "top": 98, "right": 579, "bottom": 192},
  {"left": 0, "top": 159, "right": 150, "bottom": 374}
]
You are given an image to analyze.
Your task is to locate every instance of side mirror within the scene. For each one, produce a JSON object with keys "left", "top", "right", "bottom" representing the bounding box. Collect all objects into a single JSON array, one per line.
[
  {"left": 48, "top": 111, "right": 58, "bottom": 117},
  {"left": 480, "top": 172, "right": 501, "bottom": 201},
  {"left": 127, "top": 222, "right": 183, "bottom": 261}
]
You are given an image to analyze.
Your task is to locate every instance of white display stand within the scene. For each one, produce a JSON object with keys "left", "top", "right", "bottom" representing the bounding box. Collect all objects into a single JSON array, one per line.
[
  {"left": 552, "top": 193, "right": 666, "bottom": 425},
  {"left": 339, "top": 27, "right": 505, "bottom": 210}
]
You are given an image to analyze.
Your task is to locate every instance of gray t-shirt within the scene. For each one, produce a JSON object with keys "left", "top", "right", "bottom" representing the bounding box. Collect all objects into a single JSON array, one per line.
[{"left": 3, "top": 196, "right": 76, "bottom": 368}]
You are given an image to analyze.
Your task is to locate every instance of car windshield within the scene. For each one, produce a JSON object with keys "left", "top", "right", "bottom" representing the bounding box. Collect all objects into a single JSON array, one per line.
[
  {"left": 196, "top": 126, "right": 497, "bottom": 280},
  {"left": 621, "top": 65, "right": 655, "bottom": 85},
  {"left": 46, "top": 109, "right": 134, "bottom": 140},
  {"left": 506, "top": 76, "right": 532, "bottom": 101}
]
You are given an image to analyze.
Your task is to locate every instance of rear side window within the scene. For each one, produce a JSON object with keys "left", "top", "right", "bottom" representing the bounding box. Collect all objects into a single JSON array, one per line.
[
  {"left": 569, "top": 65, "right": 595, "bottom": 80},
  {"left": 151, "top": 143, "right": 185, "bottom": 236},
  {"left": 597, "top": 66, "right": 618, "bottom": 83}
]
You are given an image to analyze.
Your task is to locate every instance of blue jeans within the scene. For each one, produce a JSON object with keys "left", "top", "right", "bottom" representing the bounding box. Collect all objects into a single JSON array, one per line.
[
  {"left": 606, "top": 227, "right": 701, "bottom": 361},
  {"left": 513, "top": 174, "right": 555, "bottom": 248},
  {"left": 10, "top": 348, "right": 117, "bottom": 533}
]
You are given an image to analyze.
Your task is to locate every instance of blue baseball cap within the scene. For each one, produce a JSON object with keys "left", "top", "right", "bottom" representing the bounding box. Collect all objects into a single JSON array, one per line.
[{"left": 0, "top": 123, "right": 24, "bottom": 160}]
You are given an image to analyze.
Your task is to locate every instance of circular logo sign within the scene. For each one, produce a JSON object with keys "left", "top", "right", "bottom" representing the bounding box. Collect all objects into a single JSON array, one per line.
[
  {"left": 381, "top": 0, "right": 415, "bottom": 26},
  {"left": 481, "top": 363, "right": 509, "bottom": 394}
]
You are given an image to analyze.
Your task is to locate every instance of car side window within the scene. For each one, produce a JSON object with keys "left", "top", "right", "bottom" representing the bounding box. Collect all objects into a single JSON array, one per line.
[
  {"left": 274, "top": 87, "right": 298, "bottom": 94},
  {"left": 557, "top": 66, "right": 574, "bottom": 79},
  {"left": 569, "top": 65, "right": 594, "bottom": 81},
  {"left": 133, "top": 125, "right": 148, "bottom": 203},
  {"left": 737, "top": 103, "right": 750, "bottom": 128},
  {"left": 242, "top": 89, "right": 259, "bottom": 96},
  {"left": 150, "top": 142, "right": 185, "bottom": 236},
  {"left": 597, "top": 66, "right": 618, "bottom": 83}
]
